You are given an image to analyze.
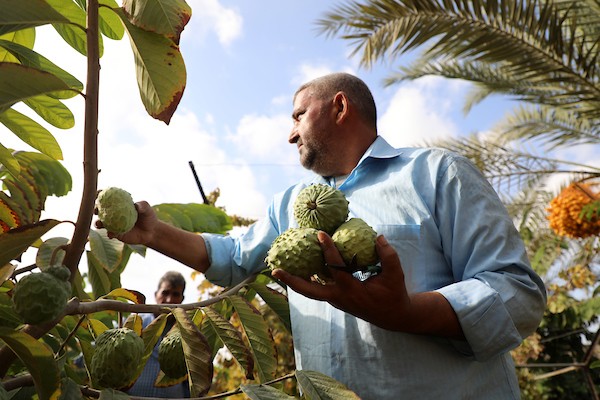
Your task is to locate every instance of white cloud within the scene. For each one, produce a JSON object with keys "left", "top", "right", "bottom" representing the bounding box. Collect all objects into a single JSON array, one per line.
[
  {"left": 186, "top": 0, "right": 243, "bottom": 47},
  {"left": 378, "top": 76, "right": 466, "bottom": 147}
]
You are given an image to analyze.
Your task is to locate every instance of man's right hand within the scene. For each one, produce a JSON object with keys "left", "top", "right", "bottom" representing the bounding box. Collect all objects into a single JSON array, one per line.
[{"left": 96, "top": 201, "right": 158, "bottom": 246}]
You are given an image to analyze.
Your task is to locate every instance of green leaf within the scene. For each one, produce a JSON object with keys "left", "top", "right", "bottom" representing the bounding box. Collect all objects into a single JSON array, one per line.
[
  {"left": 202, "top": 306, "right": 254, "bottom": 379},
  {"left": 228, "top": 295, "right": 277, "bottom": 383},
  {"left": 122, "top": 0, "right": 192, "bottom": 44},
  {"left": 0, "top": 39, "right": 83, "bottom": 96},
  {"left": 0, "top": 0, "right": 70, "bottom": 36},
  {"left": 24, "top": 94, "right": 75, "bottom": 129},
  {"left": 0, "top": 108, "right": 63, "bottom": 160},
  {"left": 99, "top": 0, "right": 125, "bottom": 40},
  {"left": 3, "top": 151, "right": 72, "bottom": 198},
  {"left": 115, "top": 7, "right": 186, "bottom": 124},
  {"left": 0, "top": 28, "right": 35, "bottom": 62},
  {"left": 0, "top": 219, "right": 61, "bottom": 266},
  {"left": 36, "top": 236, "right": 68, "bottom": 266},
  {"left": 0, "top": 142, "right": 19, "bottom": 179},
  {"left": 249, "top": 282, "right": 291, "bottom": 332},
  {"left": 0, "top": 62, "right": 74, "bottom": 113},
  {"left": 295, "top": 370, "right": 360, "bottom": 400},
  {"left": 172, "top": 307, "right": 213, "bottom": 397},
  {"left": 240, "top": 383, "right": 296, "bottom": 400},
  {"left": 134, "top": 313, "right": 167, "bottom": 380},
  {"left": 153, "top": 203, "right": 233, "bottom": 234},
  {"left": 0, "top": 326, "right": 61, "bottom": 400},
  {"left": 86, "top": 250, "right": 111, "bottom": 299},
  {"left": 88, "top": 229, "right": 125, "bottom": 273}
]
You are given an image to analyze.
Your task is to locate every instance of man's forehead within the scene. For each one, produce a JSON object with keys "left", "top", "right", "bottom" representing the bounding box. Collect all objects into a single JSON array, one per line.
[{"left": 158, "top": 282, "right": 183, "bottom": 292}]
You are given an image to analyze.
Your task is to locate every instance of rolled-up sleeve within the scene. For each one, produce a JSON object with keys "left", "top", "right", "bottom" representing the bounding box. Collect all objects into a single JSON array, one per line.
[{"left": 434, "top": 156, "right": 547, "bottom": 361}]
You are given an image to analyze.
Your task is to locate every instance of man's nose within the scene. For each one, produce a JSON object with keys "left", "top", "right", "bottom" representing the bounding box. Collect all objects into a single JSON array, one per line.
[{"left": 289, "top": 128, "right": 299, "bottom": 144}]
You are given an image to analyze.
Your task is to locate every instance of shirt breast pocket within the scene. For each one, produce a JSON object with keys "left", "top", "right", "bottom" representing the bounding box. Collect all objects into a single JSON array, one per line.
[{"left": 373, "top": 224, "right": 423, "bottom": 293}]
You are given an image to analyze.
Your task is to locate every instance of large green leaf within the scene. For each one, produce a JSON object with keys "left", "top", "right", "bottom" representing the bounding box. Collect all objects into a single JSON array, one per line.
[
  {"left": 24, "top": 95, "right": 75, "bottom": 129},
  {"left": 0, "top": 0, "right": 70, "bottom": 36},
  {"left": 240, "top": 383, "right": 296, "bottom": 400},
  {"left": 0, "top": 327, "right": 61, "bottom": 400},
  {"left": 0, "top": 39, "right": 83, "bottom": 96},
  {"left": 3, "top": 151, "right": 72, "bottom": 198},
  {"left": 86, "top": 250, "right": 112, "bottom": 299},
  {"left": 99, "top": 0, "right": 125, "bottom": 40},
  {"left": 0, "top": 63, "right": 74, "bottom": 114},
  {"left": 0, "top": 108, "right": 63, "bottom": 160},
  {"left": 0, "top": 142, "right": 19, "bottom": 179},
  {"left": 202, "top": 306, "right": 254, "bottom": 379},
  {"left": 295, "top": 370, "right": 360, "bottom": 400},
  {"left": 0, "top": 28, "right": 35, "bottom": 62},
  {"left": 249, "top": 282, "right": 291, "bottom": 333},
  {"left": 153, "top": 203, "right": 232, "bottom": 234},
  {"left": 122, "top": 0, "right": 191, "bottom": 44},
  {"left": 228, "top": 295, "right": 277, "bottom": 383},
  {"left": 115, "top": 7, "right": 186, "bottom": 124},
  {"left": 0, "top": 219, "right": 60, "bottom": 265},
  {"left": 172, "top": 307, "right": 213, "bottom": 397},
  {"left": 88, "top": 229, "right": 125, "bottom": 273}
]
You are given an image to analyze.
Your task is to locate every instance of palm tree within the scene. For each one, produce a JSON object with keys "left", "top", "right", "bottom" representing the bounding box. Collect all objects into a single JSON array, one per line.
[{"left": 317, "top": 1, "right": 600, "bottom": 398}]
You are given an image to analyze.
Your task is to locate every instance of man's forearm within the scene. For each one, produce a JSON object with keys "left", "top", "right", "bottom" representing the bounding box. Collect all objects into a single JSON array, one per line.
[{"left": 146, "top": 220, "right": 210, "bottom": 273}]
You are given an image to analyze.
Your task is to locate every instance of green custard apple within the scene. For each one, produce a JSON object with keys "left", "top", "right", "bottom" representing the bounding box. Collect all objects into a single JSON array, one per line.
[
  {"left": 96, "top": 187, "right": 138, "bottom": 234},
  {"left": 90, "top": 327, "right": 144, "bottom": 389},
  {"left": 293, "top": 184, "right": 349, "bottom": 234},
  {"left": 158, "top": 330, "right": 187, "bottom": 379},
  {"left": 265, "top": 227, "right": 326, "bottom": 280},
  {"left": 12, "top": 266, "right": 71, "bottom": 325},
  {"left": 332, "top": 218, "right": 379, "bottom": 268}
]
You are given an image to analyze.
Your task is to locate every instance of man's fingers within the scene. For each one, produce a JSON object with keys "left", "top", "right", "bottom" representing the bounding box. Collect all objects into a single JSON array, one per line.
[
  {"left": 317, "top": 231, "right": 345, "bottom": 266},
  {"left": 272, "top": 268, "right": 330, "bottom": 301}
]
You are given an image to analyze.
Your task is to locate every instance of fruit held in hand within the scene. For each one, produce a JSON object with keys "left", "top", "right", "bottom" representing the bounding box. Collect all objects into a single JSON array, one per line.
[
  {"left": 12, "top": 265, "right": 71, "bottom": 325},
  {"left": 294, "top": 184, "right": 349, "bottom": 234},
  {"left": 158, "top": 330, "right": 187, "bottom": 379},
  {"left": 90, "top": 327, "right": 144, "bottom": 389},
  {"left": 332, "top": 218, "right": 379, "bottom": 268},
  {"left": 96, "top": 187, "right": 138, "bottom": 234},
  {"left": 265, "top": 227, "right": 326, "bottom": 280}
]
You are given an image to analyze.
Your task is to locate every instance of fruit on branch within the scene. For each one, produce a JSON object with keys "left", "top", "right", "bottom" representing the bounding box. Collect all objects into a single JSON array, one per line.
[
  {"left": 158, "top": 330, "right": 187, "bottom": 379},
  {"left": 265, "top": 227, "right": 326, "bottom": 280},
  {"left": 293, "top": 184, "right": 349, "bottom": 234},
  {"left": 332, "top": 218, "right": 379, "bottom": 268},
  {"left": 12, "top": 265, "right": 71, "bottom": 325},
  {"left": 90, "top": 327, "right": 144, "bottom": 389},
  {"left": 547, "top": 182, "right": 600, "bottom": 238},
  {"left": 95, "top": 187, "right": 138, "bottom": 234}
]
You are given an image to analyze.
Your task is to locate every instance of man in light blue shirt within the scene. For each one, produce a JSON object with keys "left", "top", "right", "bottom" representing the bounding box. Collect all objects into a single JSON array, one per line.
[{"left": 110, "top": 72, "right": 546, "bottom": 399}]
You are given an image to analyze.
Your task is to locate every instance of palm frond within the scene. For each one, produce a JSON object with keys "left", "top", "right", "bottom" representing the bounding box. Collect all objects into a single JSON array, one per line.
[
  {"left": 318, "top": 0, "right": 600, "bottom": 118},
  {"left": 494, "top": 104, "right": 600, "bottom": 148}
]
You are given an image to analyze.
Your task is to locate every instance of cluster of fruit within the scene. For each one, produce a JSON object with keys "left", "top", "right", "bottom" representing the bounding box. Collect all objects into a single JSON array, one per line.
[
  {"left": 547, "top": 182, "right": 600, "bottom": 238},
  {"left": 89, "top": 326, "right": 186, "bottom": 390},
  {"left": 265, "top": 184, "right": 379, "bottom": 280}
]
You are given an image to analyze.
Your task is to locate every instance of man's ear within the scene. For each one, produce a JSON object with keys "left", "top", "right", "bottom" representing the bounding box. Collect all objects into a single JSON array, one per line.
[{"left": 333, "top": 91, "right": 349, "bottom": 124}]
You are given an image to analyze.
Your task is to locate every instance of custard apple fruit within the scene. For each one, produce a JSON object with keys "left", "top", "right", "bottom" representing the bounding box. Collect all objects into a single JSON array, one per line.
[
  {"left": 332, "top": 218, "right": 379, "bottom": 268},
  {"left": 90, "top": 327, "right": 144, "bottom": 389},
  {"left": 265, "top": 227, "right": 326, "bottom": 279},
  {"left": 294, "top": 184, "right": 349, "bottom": 234},
  {"left": 12, "top": 268, "right": 71, "bottom": 325},
  {"left": 96, "top": 187, "right": 138, "bottom": 234},
  {"left": 158, "top": 330, "right": 187, "bottom": 378}
]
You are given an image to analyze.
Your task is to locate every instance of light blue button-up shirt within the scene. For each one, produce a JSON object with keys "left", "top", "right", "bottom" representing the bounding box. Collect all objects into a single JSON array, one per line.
[{"left": 203, "top": 136, "right": 546, "bottom": 399}]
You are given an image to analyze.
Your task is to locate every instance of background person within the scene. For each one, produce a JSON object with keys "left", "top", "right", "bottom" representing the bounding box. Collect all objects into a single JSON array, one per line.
[{"left": 127, "top": 271, "right": 190, "bottom": 398}]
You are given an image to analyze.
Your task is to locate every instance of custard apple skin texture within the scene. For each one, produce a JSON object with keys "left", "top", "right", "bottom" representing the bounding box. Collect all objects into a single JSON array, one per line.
[
  {"left": 96, "top": 187, "right": 138, "bottom": 234},
  {"left": 90, "top": 327, "right": 144, "bottom": 389},
  {"left": 293, "top": 184, "right": 349, "bottom": 234},
  {"left": 12, "top": 268, "right": 71, "bottom": 325},
  {"left": 332, "top": 218, "right": 379, "bottom": 268},
  {"left": 158, "top": 330, "right": 187, "bottom": 378},
  {"left": 265, "top": 227, "right": 326, "bottom": 280}
]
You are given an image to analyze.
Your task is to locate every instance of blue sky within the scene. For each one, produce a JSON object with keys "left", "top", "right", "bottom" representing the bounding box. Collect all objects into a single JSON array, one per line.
[{"left": 7, "top": 0, "right": 523, "bottom": 301}]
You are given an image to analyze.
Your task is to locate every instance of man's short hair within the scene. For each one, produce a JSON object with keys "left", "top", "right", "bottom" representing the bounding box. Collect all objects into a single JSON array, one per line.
[
  {"left": 157, "top": 270, "right": 186, "bottom": 291},
  {"left": 294, "top": 72, "right": 377, "bottom": 130}
]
